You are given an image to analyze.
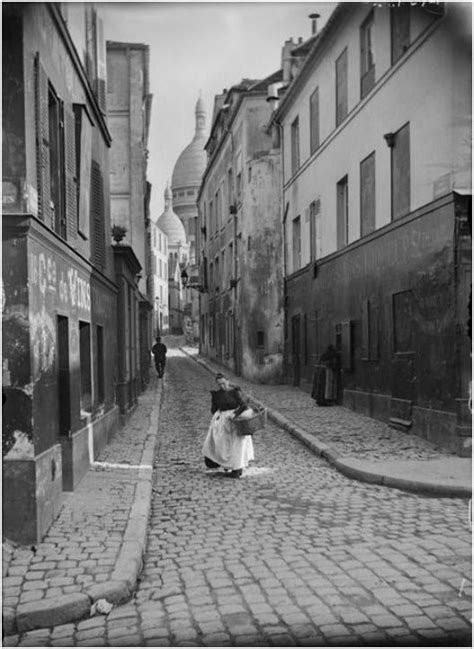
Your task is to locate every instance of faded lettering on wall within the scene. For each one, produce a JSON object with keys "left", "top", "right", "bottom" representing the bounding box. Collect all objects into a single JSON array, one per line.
[{"left": 30, "top": 252, "right": 91, "bottom": 311}]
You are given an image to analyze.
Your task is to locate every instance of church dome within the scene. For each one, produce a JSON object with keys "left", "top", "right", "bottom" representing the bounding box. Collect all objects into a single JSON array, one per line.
[
  {"left": 157, "top": 185, "right": 186, "bottom": 246},
  {"left": 171, "top": 95, "right": 207, "bottom": 190}
]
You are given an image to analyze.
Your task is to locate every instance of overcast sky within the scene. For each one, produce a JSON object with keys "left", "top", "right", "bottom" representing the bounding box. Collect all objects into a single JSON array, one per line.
[{"left": 98, "top": 1, "right": 335, "bottom": 218}]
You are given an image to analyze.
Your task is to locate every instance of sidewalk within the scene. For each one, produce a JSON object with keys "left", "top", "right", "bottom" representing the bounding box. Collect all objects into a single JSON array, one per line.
[
  {"left": 2, "top": 375, "right": 163, "bottom": 636},
  {"left": 181, "top": 346, "right": 472, "bottom": 499}
]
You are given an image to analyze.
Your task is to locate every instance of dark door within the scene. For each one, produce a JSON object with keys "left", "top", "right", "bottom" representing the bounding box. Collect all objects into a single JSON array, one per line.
[
  {"left": 391, "top": 290, "right": 415, "bottom": 425},
  {"left": 57, "top": 315, "right": 71, "bottom": 436},
  {"left": 291, "top": 315, "right": 301, "bottom": 386}
]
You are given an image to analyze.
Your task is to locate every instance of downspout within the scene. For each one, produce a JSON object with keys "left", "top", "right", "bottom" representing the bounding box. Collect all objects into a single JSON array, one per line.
[{"left": 279, "top": 120, "right": 289, "bottom": 382}]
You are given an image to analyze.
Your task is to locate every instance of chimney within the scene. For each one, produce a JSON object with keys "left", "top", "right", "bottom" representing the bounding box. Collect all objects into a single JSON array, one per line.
[
  {"left": 309, "top": 13, "right": 320, "bottom": 35},
  {"left": 281, "top": 38, "right": 295, "bottom": 83}
]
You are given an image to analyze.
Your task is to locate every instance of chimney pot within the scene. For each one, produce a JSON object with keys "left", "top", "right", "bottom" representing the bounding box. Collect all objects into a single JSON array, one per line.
[{"left": 309, "top": 12, "right": 320, "bottom": 35}]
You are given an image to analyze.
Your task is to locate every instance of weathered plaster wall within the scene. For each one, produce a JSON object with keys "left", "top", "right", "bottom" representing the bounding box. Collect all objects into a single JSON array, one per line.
[
  {"left": 240, "top": 152, "right": 284, "bottom": 383},
  {"left": 20, "top": 4, "right": 114, "bottom": 276},
  {"left": 2, "top": 8, "right": 26, "bottom": 212},
  {"left": 286, "top": 196, "right": 465, "bottom": 448},
  {"left": 2, "top": 233, "right": 32, "bottom": 458},
  {"left": 282, "top": 4, "right": 472, "bottom": 269}
]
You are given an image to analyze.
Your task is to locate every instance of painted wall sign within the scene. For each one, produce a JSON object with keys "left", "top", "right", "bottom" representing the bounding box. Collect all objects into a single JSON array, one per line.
[{"left": 29, "top": 250, "right": 91, "bottom": 313}]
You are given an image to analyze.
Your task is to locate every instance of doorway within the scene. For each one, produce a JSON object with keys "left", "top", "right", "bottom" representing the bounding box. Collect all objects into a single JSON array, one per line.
[
  {"left": 57, "top": 315, "right": 71, "bottom": 436},
  {"left": 291, "top": 315, "right": 301, "bottom": 386}
]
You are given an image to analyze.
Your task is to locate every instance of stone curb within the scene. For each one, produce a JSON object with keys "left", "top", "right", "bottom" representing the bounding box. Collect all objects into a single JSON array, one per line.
[
  {"left": 12, "top": 379, "right": 164, "bottom": 635},
  {"left": 182, "top": 349, "right": 471, "bottom": 499}
]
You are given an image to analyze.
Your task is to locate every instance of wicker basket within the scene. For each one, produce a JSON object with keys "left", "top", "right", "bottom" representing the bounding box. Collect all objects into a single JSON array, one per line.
[{"left": 233, "top": 408, "right": 267, "bottom": 436}]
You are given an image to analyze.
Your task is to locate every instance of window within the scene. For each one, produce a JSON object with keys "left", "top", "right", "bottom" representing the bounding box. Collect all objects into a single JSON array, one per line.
[
  {"left": 291, "top": 116, "right": 300, "bottom": 175},
  {"left": 391, "top": 5, "right": 410, "bottom": 65},
  {"left": 227, "top": 168, "right": 233, "bottom": 208},
  {"left": 360, "top": 152, "right": 376, "bottom": 236},
  {"left": 74, "top": 104, "right": 91, "bottom": 239},
  {"left": 361, "top": 298, "right": 379, "bottom": 360},
  {"left": 335, "top": 48, "right": 348, "bottom": 126},
  {"left": 228, "top": 242, "right": 233, "bottom": 283},
  {"left": 209, "top": 200, "right": 214, "bottom": 234},
  {"left": 337, "top": 175, "right": 349, "bottom": 249},
  {"left": 236, "top": 172, "right": 242, "bottom": 199},
  {"left": 48, "top": 85, "right": 66, "bottom": 238},
  {"left": 57, "top": 316, "right": 70, "bottom": 435},
  {"left": 90, "top": 159, "right": 106, "bottom": 269},
  {"left": 391, "top": 123, "right": 410, "bottom": 220},
  {"left": 221, "top": 250, "right": 226, "bottom": 289},
  {"left": 95, "top": 325, "right": 104, "bottom": 404},
  {"left": 360, "top": 11, "right": 375, "bottom": 98},
  {"left": 292, "top": 215, "right": 301, "bottom": 272},
  {"left": 79, "top": 321, "right": 92, "bottom": 412},
  {"left": 309, "top": 87, "right": 320, "bottom": 154},
  {"left": 214, "top": 257, "right": 219, "bottom": 290},
  {"left": 309, "top": 199, "right": 320, "bottom": 261}
]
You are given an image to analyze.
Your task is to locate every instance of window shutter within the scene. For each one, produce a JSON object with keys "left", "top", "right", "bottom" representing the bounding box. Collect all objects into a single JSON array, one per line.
[
  {"left": 35, "top": 54, "right": 52, "bottom": 226},
  {"left": 64, "top": 106, "right": 77, "bottom": 241},
  {"left": 90, "top": 160, "right": 105, "bottom": 270}
]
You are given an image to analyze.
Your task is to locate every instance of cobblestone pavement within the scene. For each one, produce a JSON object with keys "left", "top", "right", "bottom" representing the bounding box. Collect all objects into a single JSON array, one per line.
[
  {"left": 2, "top": 378, "right": 159, "bottom": 635},
  {"left": 5, "top": 348, "right": 472, "bottom": 647},
  {"left": 182, "top": 347, "right": 457, "bottom": 462}
]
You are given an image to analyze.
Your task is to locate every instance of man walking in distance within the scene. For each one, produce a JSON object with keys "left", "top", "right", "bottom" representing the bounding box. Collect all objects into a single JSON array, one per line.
[{"left": 152, "top": 336, "right": 167, "bottom": 378}]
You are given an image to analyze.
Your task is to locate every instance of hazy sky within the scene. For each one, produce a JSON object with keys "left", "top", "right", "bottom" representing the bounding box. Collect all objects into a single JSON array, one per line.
[{"left": 98, "top": 1, "right": 335, "bottom": 218}]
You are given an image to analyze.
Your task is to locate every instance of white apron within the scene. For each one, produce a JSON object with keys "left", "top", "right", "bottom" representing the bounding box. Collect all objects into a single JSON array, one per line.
[{"left": 202, "top": 410, "right": 254, "bottom": 470}]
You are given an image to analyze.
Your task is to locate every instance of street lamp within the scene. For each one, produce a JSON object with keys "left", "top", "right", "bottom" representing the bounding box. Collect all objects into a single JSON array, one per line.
[{"left": 181, "top": 269, "right": 189, "bottom": 288}]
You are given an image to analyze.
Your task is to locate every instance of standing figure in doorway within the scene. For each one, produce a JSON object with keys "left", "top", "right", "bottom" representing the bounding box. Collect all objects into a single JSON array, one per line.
[
  {"left": 312, "top": 344, "right": 340, "bottom": 406},
  {"left": 202, "top": 373, "right": 254, "bottom": 478},
  {"left": 151, "top": 336, "right": 167, "bottom": 378}
]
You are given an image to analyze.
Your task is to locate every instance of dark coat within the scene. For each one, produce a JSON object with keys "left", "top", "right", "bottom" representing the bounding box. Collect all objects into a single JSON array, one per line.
[{"left": 210, "top": 386, "right": 247, "bottom": 415}]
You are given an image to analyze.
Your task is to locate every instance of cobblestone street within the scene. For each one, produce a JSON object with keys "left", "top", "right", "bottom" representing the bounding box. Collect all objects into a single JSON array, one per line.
[{"left": 6, "top": 348, "right": 471, "bottom": 647}]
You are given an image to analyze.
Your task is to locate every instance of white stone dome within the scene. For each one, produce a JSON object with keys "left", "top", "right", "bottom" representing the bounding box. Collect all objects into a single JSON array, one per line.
[
  {"left": 171, "top": 96, "right": 207, "bottom": 191},
  {"left": 157, "top": 185, "right": 186, "bottom": 247}
]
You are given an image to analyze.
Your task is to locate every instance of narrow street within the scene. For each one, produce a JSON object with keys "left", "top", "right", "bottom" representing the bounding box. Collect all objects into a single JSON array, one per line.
[{"left": 8, "top": 348, "right": 471, "bottom": 647}]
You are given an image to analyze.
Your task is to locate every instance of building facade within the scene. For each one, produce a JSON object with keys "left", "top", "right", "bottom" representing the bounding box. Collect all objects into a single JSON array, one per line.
[
  {"left": 272, "top": 3, "right": 471, "bottom": 453},
  {"left": 2, "top": 3, "right": 118, "bottom": 543},
  {"left": 149, "top": 219, "right": 169, "bottom": 336},
  {"left": 157, "top": 185, "right": 189, "bottom": 335},
  {"left": 198, "top": 77, "right": 284, "bottom": 383},
  {"left": 106, "top": 40, "right": 154, "bottom": 407},
  {"left": 171, "top": 97, "right": 208, "bottom": 343}
]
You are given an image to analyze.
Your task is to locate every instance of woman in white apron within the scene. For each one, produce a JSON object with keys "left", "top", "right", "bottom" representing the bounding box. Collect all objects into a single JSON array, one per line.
[{"left": 202, "top": 373, "right": 254, "bottom": 478}]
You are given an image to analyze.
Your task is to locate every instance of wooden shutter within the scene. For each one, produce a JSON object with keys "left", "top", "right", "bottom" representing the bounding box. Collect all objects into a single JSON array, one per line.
[
  {"left": 391, "top": 6, "right": 410, "bottom": 65},
  {"left": 360, "top": 152, "right": 376, "bottom": 236},
  {"left": 35, "top": 54, "right": 52, "bottom": 226},
  {"left": 64, "top": 106, "right": 77, "bottom": 241},
  {"left": 90, "top": 160, "right": 105, "bottom": 270},
  {"left": 392, "top": 123, "right": 410, "bottom": 220},
  {"left": 336, "top": 48, "right": 348, "bottom": 127},
  {"left": 310, "top": 87, "right": 319, "bottom": 154},
  {"left": 337, "top": 176, "right": 348, "bottom": 250}
]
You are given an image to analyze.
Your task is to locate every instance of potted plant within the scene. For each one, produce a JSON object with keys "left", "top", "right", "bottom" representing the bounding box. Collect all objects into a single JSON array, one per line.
[{"left": 111, "top": 224, "right": 127, "bottom": 244}]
